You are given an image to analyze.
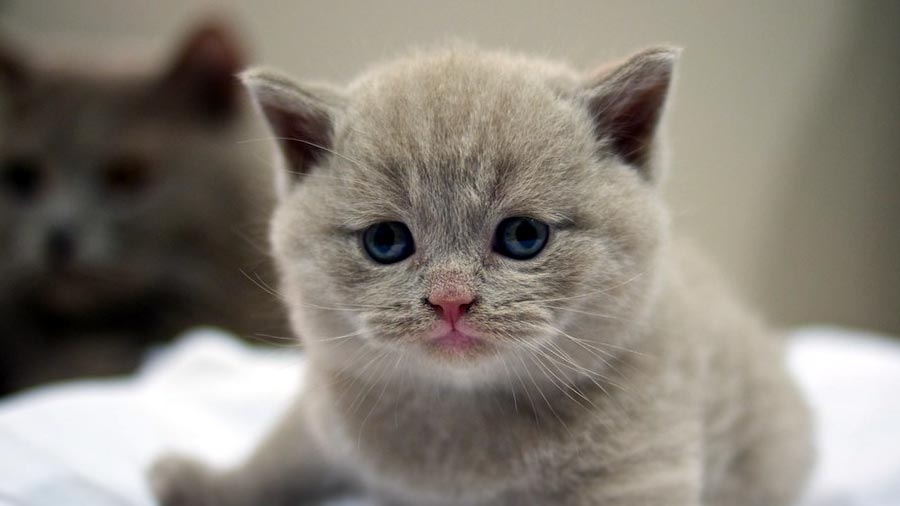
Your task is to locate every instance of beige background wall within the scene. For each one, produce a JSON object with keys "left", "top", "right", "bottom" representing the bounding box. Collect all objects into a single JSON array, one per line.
[{"left": 3, "top": 1, "right": 898, "bottom": 334}]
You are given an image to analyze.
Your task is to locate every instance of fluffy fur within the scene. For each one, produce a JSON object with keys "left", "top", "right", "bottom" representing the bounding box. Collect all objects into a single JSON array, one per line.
[
  {"left": 0, "top": 22, "right": 286, "bottom": 394},
  {"left": 152, "top": 45, "right": 813, "bottom": 506}
]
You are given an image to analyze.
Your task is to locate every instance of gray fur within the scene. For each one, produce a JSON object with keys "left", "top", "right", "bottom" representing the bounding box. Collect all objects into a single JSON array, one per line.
[
  {"left": 0, "top": 23, "right": 287, "bottom": 393},
  {"left": 152, "top": 44, "right": 813, "bottom": 506}
]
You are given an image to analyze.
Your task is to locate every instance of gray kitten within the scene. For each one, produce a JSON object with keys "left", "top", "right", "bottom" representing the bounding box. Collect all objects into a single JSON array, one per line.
[
  {"left": 0, "top": 22, "right": 286, "bottom": 394},
  {"left": 152, "top": 45, "right": 813, "bottom": 506}
]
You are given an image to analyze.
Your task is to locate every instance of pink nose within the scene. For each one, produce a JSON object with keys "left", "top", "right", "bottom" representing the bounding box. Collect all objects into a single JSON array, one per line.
[{"left": 427, "top": 293, "right": 475, "bottom": 325}]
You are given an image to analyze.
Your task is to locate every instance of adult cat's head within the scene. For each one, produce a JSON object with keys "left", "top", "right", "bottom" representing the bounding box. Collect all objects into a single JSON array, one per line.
[
  {"left": 0, "top": 21, "right": 266, "bottom": 318},
  {"left": 245, "top": 46, "right": 677, "bottom": 387}
]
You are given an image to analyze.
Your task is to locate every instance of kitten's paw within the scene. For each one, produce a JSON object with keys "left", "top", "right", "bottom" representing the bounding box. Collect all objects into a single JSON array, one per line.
[{"left": 149, "top": 454, "right": 222, "bottom": 506}]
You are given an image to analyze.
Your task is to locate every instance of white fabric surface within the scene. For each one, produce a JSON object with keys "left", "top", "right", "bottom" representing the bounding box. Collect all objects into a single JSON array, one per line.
[{"left": 0, "top": 326, "right": 898, "bottom": 506}]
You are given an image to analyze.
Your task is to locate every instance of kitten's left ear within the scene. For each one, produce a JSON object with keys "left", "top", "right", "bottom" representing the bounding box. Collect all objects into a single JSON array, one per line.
[
  {"left": 161, "top": 19, "right": 246, "bottom": 119},
  {"left": 583, "top": 46, "right": 680, "bottom": 180},
  {"left": 240, "top": 69, "right": 346, "bottom": 184}
]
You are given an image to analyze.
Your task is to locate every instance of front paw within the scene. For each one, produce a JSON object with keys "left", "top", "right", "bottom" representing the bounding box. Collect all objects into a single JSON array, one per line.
[{"left": 149, "top": 454, "right": 223, "bottom": 506}]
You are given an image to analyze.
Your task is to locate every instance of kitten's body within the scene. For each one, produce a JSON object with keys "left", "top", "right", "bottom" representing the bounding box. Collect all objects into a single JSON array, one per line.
[
  {"left": 0, "top": 24, "right": 286, "bottom": 393},
  {"left": 153, "top": 46, "right": 812, "bottom": 505}
]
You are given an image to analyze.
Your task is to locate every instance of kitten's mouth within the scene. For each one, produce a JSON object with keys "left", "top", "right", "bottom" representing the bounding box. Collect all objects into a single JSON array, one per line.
[
  {"left": 432, "top": 330, "right": 481, "bottom": 350},
  {"left": 424, "top": 323, "right": 488, "bottom": 358}
]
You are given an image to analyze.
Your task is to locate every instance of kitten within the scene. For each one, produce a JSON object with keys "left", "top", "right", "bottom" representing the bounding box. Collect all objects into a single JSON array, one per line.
[
  {"left": 151, "top": 45, "right": 813, "bottom": 506},
  {"left": 0, "top": 22, "right": 286, "bottom": 394}
]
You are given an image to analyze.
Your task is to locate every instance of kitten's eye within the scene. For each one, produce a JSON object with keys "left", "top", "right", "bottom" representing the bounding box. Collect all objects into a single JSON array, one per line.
[
  {"left": 363, "top": 221, "right": 415, "bottom": 264},
  {"left": 104, "top": 155, "right": 151, "bottom": 193},
  {"left": 2, "top": 156, "right": 43, "bottom": 199},
  {"left": 493, "top": 217, "right": 550, "bottom": 260}
]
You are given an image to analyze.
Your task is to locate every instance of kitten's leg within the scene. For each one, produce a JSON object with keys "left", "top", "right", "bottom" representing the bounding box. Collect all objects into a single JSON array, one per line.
[{"left": 151, "top": 397, "right": 354, "bottom": 506}]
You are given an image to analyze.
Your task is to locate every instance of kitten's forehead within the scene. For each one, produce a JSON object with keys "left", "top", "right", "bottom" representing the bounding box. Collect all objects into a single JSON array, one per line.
[{"left": 331, "top": 49, "right": 596, "bottom": 229}]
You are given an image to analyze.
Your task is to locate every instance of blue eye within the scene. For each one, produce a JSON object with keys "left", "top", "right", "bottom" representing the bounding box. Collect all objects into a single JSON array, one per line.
[
  {"left": 494, "top": 217, "right": 550, "bottom": 260},
  {"left": 363, "top": 221, "right": 415, "bottom": 264}
]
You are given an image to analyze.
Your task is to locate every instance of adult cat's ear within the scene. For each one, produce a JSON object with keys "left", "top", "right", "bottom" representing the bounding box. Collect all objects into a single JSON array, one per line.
[
  {"left": 0, "top": 39, "right": 29, "bottom": 89},
  {"left": 241, "top": 69, "right": 345, "bottom": 182},
  {"left": 161, "top": 19, "right": 245, "bottom": 119},
  {"left": 584, "top": 46, "right": 679, "bottom": 180}
]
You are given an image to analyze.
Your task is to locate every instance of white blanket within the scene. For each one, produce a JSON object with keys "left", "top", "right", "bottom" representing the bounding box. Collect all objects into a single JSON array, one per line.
[{"left": 0, "top": 326, "right": 898, "bottom": 506}]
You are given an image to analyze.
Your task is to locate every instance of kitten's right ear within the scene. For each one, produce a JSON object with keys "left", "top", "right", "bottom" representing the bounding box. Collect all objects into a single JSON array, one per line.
[
  {"left": 241, "top": 69, "right": 344, "bottom": 182},
  {"left": 583, "top": 46, "right": 679, "bottom": 180}
]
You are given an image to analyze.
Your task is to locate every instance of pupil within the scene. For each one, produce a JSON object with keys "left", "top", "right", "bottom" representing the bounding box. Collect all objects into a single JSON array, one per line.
[
  {"left": 375, "top": 225, "right": 396, "bottom": 249},
  {"left": 515, "top": 222, "right": 537, "bottom": 244}
]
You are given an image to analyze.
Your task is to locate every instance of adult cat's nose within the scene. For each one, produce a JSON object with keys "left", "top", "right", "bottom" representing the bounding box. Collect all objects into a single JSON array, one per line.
[
  {"left": 427, "top": 292, "right": 475, "bottom": 326},
  {"left": 44, "top": 226, "right": 77, "bottom": 268}
]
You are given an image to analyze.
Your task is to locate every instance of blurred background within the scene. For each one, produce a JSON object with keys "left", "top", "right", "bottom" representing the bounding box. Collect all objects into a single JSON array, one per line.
[{"left": 1, "top": 0, "right": 898, "bottom": 338}]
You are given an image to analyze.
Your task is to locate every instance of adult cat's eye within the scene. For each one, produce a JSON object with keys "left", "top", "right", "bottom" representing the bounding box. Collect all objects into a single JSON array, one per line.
[
  {"left": 493, "top": 217, "right": 550, "bottom": 260},
  {"left": 2, "top": 156, "right": 43, "bottom": 199},
  {"left": 363, "top": 221, "right": 415, "bottom": 264},
  {"left": 104, "top": 155, "right": 151, "bottom": 193}
]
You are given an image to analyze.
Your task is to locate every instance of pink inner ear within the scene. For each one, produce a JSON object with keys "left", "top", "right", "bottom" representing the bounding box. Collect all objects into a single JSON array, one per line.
[
  {"left": 262, "top": 104, "right": 333, "bottom": 181},
  {"left": 602, "top": 79, "right": 670, "bottom": 169},
  {"left": 586, "top": 49, "right": 676, "bottom": 175}
]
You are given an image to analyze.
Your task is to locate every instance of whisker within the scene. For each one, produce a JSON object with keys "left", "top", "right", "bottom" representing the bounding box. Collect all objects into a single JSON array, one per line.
[
  {"left": 525, "top": 271, "right": 647, "bottom": 304},
  {"left": 248, "top": 332, "right": 300, "bottom": 348},
  {"left": 238, "top": 136, "right": 373, "bottom": 173},
  {"left": 305, "top": 328, "right": 368, "bottom": 343},
  {"left": 358, "top": 351, "right": 405, "bottom": 447},
  {"left": 494, "top": 351, "right": 519, "bottom": 415},
  {"left": 522, "top": 349, "right": 591, "bottom": 410},
  {"left": 545, "top": 305, "right": 625, "bottom": 321},
  {"left": 541, "top": 322, "right": 651, "bottom": 359},
  {"left": 515, "top": 353, "right": 573, "bottom": 437}
]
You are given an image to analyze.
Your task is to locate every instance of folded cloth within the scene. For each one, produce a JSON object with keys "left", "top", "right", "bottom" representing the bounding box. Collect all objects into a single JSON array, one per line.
[
  {"left": 0, "top": 326, "right": 898, "bottom": 506},
  {"left": 789, "top": 327, "right": 900, "bottom": 506}
]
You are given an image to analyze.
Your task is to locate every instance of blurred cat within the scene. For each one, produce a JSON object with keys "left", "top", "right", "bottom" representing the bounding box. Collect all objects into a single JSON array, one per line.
[
  {"left": 0, "top": 21, "right": 286, "bottom": 394},
  {"left": 152, "top": 45, "right": 813, "bottom": 505}
]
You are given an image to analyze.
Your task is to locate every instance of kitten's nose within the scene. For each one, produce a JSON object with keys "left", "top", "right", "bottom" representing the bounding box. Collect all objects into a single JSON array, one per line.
[
  {"left": 45, "top": 226, "right": 76, "bottom": 268},
  {"left": 427, "top": 292, "right": 475, "bottom": 326}
]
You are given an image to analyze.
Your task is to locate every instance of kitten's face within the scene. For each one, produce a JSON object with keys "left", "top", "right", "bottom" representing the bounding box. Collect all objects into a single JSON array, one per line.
[
  {"left": 0, "top": 25, "right": 257, "bottom": 315},
  {"left": 254, "top": 47, "right": 675, "bottom": 386}
]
